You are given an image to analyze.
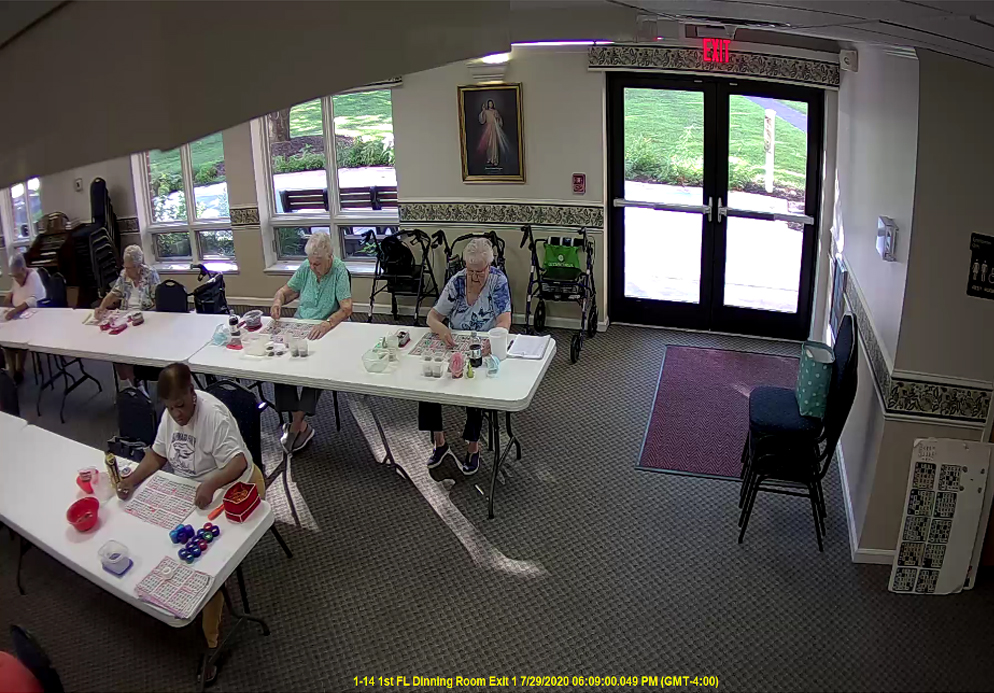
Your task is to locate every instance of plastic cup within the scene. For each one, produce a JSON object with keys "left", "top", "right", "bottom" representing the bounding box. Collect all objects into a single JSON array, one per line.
[
  {"left": 489, "top": 327, "right": 508, "bottom": 360},
  {"left": 298, "top": 339, "right": 308, "bottom": 357},
  {"left": 423, "top": 354, "right": 433, "bottom": 376}
]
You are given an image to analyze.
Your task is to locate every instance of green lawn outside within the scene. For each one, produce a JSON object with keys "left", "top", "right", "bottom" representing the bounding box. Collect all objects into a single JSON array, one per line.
[{"left": 624, "top": 89, "right": 808, "bottom": 195}]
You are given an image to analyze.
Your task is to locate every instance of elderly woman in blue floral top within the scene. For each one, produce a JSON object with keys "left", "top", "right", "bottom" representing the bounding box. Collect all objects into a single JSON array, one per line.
[
  {"left": 94, "top": 245, "right": 161, "bottom": 389},
  {"left": 422, "top": 238, "right": 511, "bottom": 476}
]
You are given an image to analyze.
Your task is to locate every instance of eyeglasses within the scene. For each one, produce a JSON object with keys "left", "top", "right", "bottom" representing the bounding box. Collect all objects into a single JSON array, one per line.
[{"left": 466, "top": 267, "right": 489, "bottom": 278}]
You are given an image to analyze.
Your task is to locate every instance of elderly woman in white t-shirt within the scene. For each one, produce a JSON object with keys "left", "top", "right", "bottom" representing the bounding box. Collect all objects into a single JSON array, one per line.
[
  {"left": 94, "top": 244, "right": 161, "bottom": 390},
  {"left": 2, "top": 251, "right": 46, "bottom": 384}
]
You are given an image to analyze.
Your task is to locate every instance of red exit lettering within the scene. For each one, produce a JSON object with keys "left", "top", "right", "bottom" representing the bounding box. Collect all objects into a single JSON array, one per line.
[{"left": 703, "top": 38, "right": 731, "bottom": 63}]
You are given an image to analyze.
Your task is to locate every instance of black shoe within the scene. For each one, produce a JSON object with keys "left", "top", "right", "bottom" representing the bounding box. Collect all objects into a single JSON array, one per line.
[
  {"left": 459, "top": 450, "right": 481, "bottom": 476},
  {"left": 427, "top": 444, "right": 455, "bottom": 469}
]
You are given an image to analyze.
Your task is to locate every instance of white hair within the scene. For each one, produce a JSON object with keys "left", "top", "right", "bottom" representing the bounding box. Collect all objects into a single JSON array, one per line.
[
  {"left": 305, "top": 231, "right": 334, "bottom": 259},
  {"left": 8, "top": 251, "right": 26, "bottom": 273},
  {"left": 122, "top": 244, "right": 145, "bottom": 266},
  {"left": 463, "top": 238, "right": 495, "bottom": 267}
]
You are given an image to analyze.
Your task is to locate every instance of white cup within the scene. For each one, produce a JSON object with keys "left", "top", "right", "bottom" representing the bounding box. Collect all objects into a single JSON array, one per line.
[{"left": 489, "top": 327, "right": 509, "bottom": 360}]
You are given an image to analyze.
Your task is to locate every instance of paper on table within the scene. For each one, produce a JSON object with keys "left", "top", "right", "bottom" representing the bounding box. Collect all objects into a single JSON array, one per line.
[{"left": 507, "top": 334, "right": 550, "bottom": 360}]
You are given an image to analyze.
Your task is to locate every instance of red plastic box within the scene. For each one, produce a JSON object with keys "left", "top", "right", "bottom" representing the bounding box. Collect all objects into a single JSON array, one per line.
[{"left": 223, "top": 482, "right": 260, "bottom": 523}]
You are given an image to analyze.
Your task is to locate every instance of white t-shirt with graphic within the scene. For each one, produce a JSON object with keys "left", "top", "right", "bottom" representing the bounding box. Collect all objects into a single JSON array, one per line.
[{"left": 152, "top": 391, "right": 253, "bottom": 485}]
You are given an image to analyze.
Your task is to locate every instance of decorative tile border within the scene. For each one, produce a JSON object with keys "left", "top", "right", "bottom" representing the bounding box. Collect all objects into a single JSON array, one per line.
[
  {"left": 845, "top": 275, "right": 990, "bottom": 424},
  {"left": 117, "top": 216, "right": 139, "bottom": 234},
  {"left": 588, "top": 45, "right": 840, "bottom": 89},
  {"left": 230, "top": 206, "right": 260, "bottom": 227},
  {"left": 399, "top": 202, "right": 603, "bottom": 228}
]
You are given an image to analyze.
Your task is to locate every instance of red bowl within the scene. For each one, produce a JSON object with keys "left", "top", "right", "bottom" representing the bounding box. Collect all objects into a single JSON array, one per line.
[{"left": 67, "top": 497, "right": 99, "bottom": 532}]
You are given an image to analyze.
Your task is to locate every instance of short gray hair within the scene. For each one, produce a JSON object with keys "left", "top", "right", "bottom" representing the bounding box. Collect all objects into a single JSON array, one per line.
[
  {"left": 305, "top": 231, "right": 334, "bottom": 259},
  {"left": 463, "top": 237, "right": 495, "bottom": 267},
  {"left": 122, "top": 244, "right": 145, "bottom": 266},
  {"left": 8, "top": 251, "right": 26, "bottom": 273}
]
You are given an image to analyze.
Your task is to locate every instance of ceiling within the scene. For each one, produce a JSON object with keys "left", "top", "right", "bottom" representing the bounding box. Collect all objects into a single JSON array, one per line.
[{"left": 615, "top": 0, "right": 994, "bottom": 65}]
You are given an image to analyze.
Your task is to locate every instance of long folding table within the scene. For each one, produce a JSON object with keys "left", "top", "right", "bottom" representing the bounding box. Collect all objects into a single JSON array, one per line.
[
  {"left": 188, "top": 319, "right": 556, "bottom": 518},
  {"left": 0, "top": 424, "right": 273, "bottom": 690}
]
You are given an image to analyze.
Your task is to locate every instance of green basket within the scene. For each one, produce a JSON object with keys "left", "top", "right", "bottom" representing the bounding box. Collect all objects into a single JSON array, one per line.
[{"left": 795, "top": 341, "right": 834, "bottom": 419}]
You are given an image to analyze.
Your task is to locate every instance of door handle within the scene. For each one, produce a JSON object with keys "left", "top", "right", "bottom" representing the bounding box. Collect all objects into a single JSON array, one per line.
[
  {"left": 717, "top": 197, "right": 728, "bottom": 222},
  {"left": 706, "top": 197, "right": 713, "bottom": 222}
]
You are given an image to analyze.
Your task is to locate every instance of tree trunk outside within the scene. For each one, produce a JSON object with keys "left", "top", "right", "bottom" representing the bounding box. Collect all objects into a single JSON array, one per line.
[{"left": 268, "top": 108, "right": 291, "bottom": 143}]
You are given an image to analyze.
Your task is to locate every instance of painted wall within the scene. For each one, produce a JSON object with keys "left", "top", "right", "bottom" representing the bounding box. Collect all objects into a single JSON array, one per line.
[
  {"left": 40, "top": 156, "right": 136, "bottom": 225},
  {"left": 835, "top": 47, "right": 919, "bottom": 367},
  {"left": 896, "top": 50, "right": 994, "bottom": 383}
]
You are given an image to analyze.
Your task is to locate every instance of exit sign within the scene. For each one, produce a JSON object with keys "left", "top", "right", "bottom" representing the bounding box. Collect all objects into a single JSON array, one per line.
[{"left": 702, "top": 38, "right": 731, "bottom": 63}]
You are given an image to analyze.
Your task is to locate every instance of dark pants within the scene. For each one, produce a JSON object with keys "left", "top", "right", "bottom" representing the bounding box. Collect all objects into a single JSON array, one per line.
[
  {"left": 274, "top": 384, "right": 321, "bottom": 416},
  {"left": 418, "top": 402, "right": 484, "bottom": 443}
]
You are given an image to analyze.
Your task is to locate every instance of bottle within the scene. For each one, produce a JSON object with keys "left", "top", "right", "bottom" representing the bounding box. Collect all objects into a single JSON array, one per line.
[
  {"left": 469, "top": 330, "right": 483, "bottom": 369},
  {"left": 104, "top": 450, "right": 122, "bottom": 487},
  {"left": 228, "top": 314, "right": 240, "bottom": 337}
]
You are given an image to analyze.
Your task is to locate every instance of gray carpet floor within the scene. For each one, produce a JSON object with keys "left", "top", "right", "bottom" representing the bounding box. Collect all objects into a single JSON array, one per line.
[{"left": 3, "top": 323, "right": 994, "bottom": 692}]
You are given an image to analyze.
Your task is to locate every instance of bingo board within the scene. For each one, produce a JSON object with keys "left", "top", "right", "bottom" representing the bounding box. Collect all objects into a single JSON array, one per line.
[
  {"left": 262, "top": 320, "right": 313, "bottom": 341},
  {"left": 124, "top": 474, "right": 197, "bottom": 529},
  {"left": 409, "top": 332, "right": 490, "bottom": 357},
  {"left": 135, "top": 557, "right": 213, "bottom": 620}
]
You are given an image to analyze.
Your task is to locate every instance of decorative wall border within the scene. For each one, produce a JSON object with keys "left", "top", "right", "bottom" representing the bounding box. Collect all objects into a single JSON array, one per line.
[
  {"left": 844, "top": 274, "right": 990, "bottom": 424},
  {"left": 117, "top": 216, "right": 139, "bottom": 234},
  {"left": 230, "top": 206, "right": 260, "bottom": 227},
  {"left": 398, "top": 201, "right": 603, "bottom": 228},
  {"left": 588, "top": 45, "right": 840, "bottom": 89}
]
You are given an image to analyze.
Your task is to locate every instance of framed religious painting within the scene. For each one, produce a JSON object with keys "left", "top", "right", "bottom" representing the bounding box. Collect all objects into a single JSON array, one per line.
[{"left": 457, "top": 83, "right": 525, "bottom": 182}]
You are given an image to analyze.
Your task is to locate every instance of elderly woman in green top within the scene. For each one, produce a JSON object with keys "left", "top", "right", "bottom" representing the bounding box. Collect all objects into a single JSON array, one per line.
[{"left": 270, "top": 232, "right": 352, "bottom": 453}]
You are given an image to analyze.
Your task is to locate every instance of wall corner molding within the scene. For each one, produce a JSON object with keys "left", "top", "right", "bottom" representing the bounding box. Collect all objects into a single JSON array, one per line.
[
  {"left": 844, "top": 268, "right": 991, "bottom": 425},
  {"left": 588, "top": 44, "right": 840, "bottom": 89},
  {"left": 398, "top": 200, "right": 604, "bottom": 229},
  {"left": 230, "top": 206, "right": 260, "bottom": 227}
]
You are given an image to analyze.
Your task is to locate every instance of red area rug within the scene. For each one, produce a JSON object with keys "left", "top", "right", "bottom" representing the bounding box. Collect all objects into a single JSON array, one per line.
[{"left": 638, "top": 347, "right": 799, "bottom": 479}]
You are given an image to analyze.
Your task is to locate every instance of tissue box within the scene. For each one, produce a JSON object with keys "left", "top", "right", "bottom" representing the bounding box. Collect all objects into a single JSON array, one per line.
[{"left": 223, "top": 482, "right": 260, "bottom": 523}]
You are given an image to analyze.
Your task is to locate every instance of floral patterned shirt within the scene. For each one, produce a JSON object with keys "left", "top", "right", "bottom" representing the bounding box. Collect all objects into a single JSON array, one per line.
[
  {"left": 110, "top": 264, "right": 161, "bottom": 311},
  {"left": 433, "top": 268, "right": 510, "bottom": 332}
]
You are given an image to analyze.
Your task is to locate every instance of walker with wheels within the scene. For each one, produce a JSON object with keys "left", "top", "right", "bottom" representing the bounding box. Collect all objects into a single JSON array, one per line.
[{"left": 520, "top": 224, "right": 597, "bottom": 363}]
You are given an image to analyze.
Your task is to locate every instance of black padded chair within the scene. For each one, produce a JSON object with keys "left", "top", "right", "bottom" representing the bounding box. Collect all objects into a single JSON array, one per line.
[
  {"left": 205, "top": 379, "right": 293, "bottom": 558},
  {"left": 36, "top": 272, "right": 67, "bottom": 309},
  {"left": 0, "top": 370, "right": 18, "bottom": 416},
  {"left": 117, "top": 387, "right": 157, "bottom": 448},
  {"left": 9, "top": 625, "right": 64, "bottom": 693},
  {"left": 155, "top": 280, "right": 189, "bottom": 313},
  {"left": 738, "top": 314, "right": 858, "bottom": 551}
]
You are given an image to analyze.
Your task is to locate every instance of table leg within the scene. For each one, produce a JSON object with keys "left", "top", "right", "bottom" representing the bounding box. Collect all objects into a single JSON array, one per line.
[
  {"left": 197, "top": 582, "right": 270, "bottom": 692},
  {"left": 363, "top": 395, "right": 409, "bottom": 481},
  {"left": 16, "top": 534, "right": 31, "bottom": 595},
  {"left": 487, "top": 410, "right": 502, "bottom": 519},
  {"left": 235, "top": 566, "right": 250, "bottom": 613}
]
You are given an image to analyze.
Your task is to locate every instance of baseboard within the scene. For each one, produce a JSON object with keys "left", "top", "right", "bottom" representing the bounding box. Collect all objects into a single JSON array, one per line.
[
  {"left": 837, "top": 444, "right": 896, "bottom": 565},
  {"left": 226, "top": 295, "right": 608, "bottom": 332}
]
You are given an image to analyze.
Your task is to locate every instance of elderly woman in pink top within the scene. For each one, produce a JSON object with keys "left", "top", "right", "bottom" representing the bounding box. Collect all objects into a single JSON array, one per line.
[{"left": 2, "top": 251, "right": 46, "bottom": 384}]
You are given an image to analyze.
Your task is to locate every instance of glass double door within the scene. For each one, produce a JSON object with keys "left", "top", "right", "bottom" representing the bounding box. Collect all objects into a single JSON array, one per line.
[{"left": 607, "top": 74, "right": 823, "bottom": 340}]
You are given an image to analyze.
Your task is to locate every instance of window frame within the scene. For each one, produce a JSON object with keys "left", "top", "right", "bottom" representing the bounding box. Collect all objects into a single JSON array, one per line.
[
  {"left": 1, "top": 178, "right": 42, "bottom": 251},
  {"left": 252, "top": 87, "right": 399, "bottom": 269},
  {"left": 131, "top": 139, "right": 235, "bottom": 269}
]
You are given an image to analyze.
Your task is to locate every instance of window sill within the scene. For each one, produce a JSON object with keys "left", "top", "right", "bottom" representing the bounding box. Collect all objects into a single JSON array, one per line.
[
  {"left": 264, "top": 260, "right": 376, "bottom": 276},
  {"left": 153, "top": 261, "right": 239, "bottom": 275}
]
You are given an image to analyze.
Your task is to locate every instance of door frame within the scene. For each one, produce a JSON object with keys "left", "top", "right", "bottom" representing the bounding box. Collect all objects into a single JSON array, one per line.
[{"left": 606, "top": 72, "right": 825, "bottom": 340}]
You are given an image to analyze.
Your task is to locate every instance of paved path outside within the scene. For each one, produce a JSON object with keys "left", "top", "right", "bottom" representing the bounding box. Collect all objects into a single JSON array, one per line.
[{"left": 745, "top": 96, "right": 807, "bottom": 131}]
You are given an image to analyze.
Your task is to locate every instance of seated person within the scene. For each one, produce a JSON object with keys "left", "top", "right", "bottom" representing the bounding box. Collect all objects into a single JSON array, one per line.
[
  {"left": 2, "top": 251, "right": 46, "bottom": 384},
  {"left": 115, "top": 363, "right": 264, "bottom": 681},
  {"left": 94, "top": 244, "right": 161, "bottom": 391},
  {"left": 269, "top": 232, "right": 352, "bottom": 453},
  {"left": 422, "top": 238, "right": 510, "bottom": 475}
]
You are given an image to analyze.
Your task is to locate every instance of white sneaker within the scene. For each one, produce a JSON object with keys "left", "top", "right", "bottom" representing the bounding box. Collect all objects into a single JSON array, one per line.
[{"left": 291, "top": 425, "right": 315, "bottom": 453}]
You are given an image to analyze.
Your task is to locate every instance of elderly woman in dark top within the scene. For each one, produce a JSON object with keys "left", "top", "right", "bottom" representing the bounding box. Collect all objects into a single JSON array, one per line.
[{"left": 422, "top": 238, "right": 510, "bottom": 475}]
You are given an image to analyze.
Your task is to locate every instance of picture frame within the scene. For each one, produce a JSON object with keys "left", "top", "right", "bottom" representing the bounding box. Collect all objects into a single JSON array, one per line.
[{"left": 457, "top": 83, "right": 525, "bottom": 183}]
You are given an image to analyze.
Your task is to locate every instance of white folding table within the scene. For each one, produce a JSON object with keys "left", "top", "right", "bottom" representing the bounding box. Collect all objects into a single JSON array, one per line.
[
  {"left": 0, "top": 410, "right": 27, "bottom": 437},
  {"left": 0, "top": 424, "right": 274, "bottom": 688},
  {"left": 189, "top": 319, "right": 557, "bottom": 517}
]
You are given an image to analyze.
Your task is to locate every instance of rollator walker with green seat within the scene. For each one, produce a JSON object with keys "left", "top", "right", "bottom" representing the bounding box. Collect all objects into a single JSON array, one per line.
[{"left": 520, "top": 224, "right": 597, "bottom": 363}]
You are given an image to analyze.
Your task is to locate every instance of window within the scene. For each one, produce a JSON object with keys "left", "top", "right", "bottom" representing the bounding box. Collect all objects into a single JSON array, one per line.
[
  {"left": 0, "top": 178, "right": 42, "bottom": 248},
  {"left": 254, "top": 88, "right": 398, "bottom": 266},
  {"left": 133, "top": 133, "right": 235, "bottom": 268}
]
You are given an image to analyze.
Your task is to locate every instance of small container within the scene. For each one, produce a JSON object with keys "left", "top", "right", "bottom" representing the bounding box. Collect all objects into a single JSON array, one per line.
[
  {"left": 362, "top": 349, "right": 390, "bottom": 373},
  {"left": 298, "top": 339, "right": 308, "bottom": 357},
  {"left": 243, "top": 309, "right": 263, "bottom": 331},
  {"left": 67, "top": 497, "right": 100, "bottom": 532},
  {"left": 485, "top": 354, "right": 500, "bottom": 378},
  {"left": 289, "top": 339, "right": 300, "bottom": 357},
  {"left": 130, "top": 311, "right": 144, "bottom": 326},
  {"left": 228, "top": 314, "right": 240, "bottom": 336},
  {"left": 385, "top": 335, "right": 400, "bottom": 361},
  {"left": 76, "top": 467, "right": 98, "bottom": 494},
  {"left": 223, "top": 482, "right": 261, "bottom": 523},
  {"left": 432, "top": 354, "right": 444, "bottom": 378},
  {"left": 422, "top": 354, "right": 433, "bottom": 377},
  {"left": 99, "top": 540, "right": 132, "bottom": 576},
  {"left": 450, "top": 352, "right": 464, "bottom": 379}
]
